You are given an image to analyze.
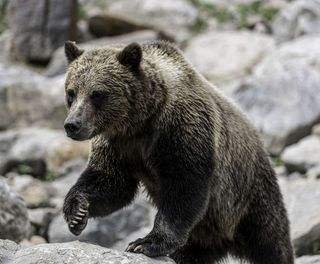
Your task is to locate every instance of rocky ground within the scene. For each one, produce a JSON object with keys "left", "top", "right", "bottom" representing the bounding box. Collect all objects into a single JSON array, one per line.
[{"left": 0, "top": 0, "right": 320, "bottom": 263}]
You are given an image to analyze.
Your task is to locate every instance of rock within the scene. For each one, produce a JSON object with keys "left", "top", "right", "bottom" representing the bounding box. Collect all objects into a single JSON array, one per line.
[
  {"left": 279, "top": 178, "right": 320, "bottom": 255},
  {"left": 0, "top": 239, "right": 21, "bottom": 264},
  {"left": 88, "top": 14, "right": 149, "bottom": 37},
  {"left": 185, "top": 31, "right": 275, "bottom": 85},
  {"left": 20, "top": 180, "right": 53, "bottom": 208},
  {"left": 28, "top": 208, "right": 59, "bottom": 237},
  {"left": 233, "top": 35, "right": 320, "bottom": 155},
  {"left": 0, "top": 66, "right": 66, "bottom": 129},
  {"left": 112, "top": 203, "right": 156, "bottom": 251},
  {"left": 58, "top": 159, "right": 87, "bottom": 178},
  {"left": 306, "top": 165, "right": 320, "bottom": 180},
  {"left": 107, "top": 0, "right": 197, "bottom": 42},
  {"left": 0, "top": 239, "right": 174, "bottom": 264},
  {"left": 7, "top": 0, "right": 78, "bottom": 62},
  {"left": 313, "top": 123, "right": 320, "bottom": 137},
  {"left": 281, "top": 135, "right": 320, "bottom": 173},
  {"left": 0, "top": 31, "right": 13, "bottom": 64},
  {"left": 46, "top": 137, "right": 89, "bottom": 176},
  {"left": 29, "top": 236, "right": 47, "bottom": 246},
  {"left": 296, "top": 255, "right": 320, "bottom": 264},
  {"left": 7, "top": 173, "right": 57, "bottom": 209},
  {"left": 44, "top": 30, "right": 162, "bottom": 77},
  {"left": 0, "top": 177, "right": 30, "bottom": 242},
  {"left": 0, "top": 128, "right": 89, "bottom": 178},
  {"left": 50, "top": 170, "right": 81, "bottom": 200},
  {"left": 48, "top": 198, "right": 153, "bottom": 248},
  {"left": 5, "top": 173, "right": 35, "bottom": 193},
  {"left": 273, "top": 0, "right": 320, "bottom": 43}
]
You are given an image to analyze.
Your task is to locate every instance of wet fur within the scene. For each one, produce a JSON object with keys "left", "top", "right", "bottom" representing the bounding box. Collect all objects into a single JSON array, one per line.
[{"left": 63, "top": 41, "right": 294, "bottom": 263}]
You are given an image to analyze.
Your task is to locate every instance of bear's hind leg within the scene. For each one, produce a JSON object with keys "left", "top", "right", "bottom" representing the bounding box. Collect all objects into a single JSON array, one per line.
[
  {"left": 170, "top": 242, "right": 227, "bottom": 264},
  {"left": 235, "top": 215, "right": 294, "bottom": 264}
]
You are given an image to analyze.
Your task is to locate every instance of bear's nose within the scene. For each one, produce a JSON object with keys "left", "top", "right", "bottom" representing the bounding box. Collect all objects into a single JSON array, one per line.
[{"left": 64, "top": 120, "right": 81, "bottom": 135}]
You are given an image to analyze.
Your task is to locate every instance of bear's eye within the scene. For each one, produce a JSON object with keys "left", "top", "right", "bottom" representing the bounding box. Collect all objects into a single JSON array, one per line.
[
  {"left": 66, "top": 89, "right": 76, "bottom": 107},
  {"left": 90, "top": 91, "right": 108, "bottom": 107}
]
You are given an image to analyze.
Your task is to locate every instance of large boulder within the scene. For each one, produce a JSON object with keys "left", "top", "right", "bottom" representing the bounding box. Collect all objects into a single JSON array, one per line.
[
  {"left": 106, "top": 0, "right": 197, "bottom": 42},
  {"left": 0, "top": 65, "right": 66, "bottom": 129},
  {"left": 273, "top": 0, "right": 320, "bottom": 43},
  {"left": 296, "top": 256, "right": 320, "bottom": 264},
  {"left": 281, "top": 134, "right": 320, "bottom": 173},
  {"left": 0, "top": 128, "right": 89, "bottom": 178},
  {"left": 7, "top": 0, "right": 78, "bottom": 62},
  {"left": 279, "top": 178, "right": 320, "bottom": 256},
  {"left": 0, "top": 240, "right": 175, "bottom": 264},
  {"left": 185, "top": 31, "right": 275, "bottom": 85},
  {"left": 0, "top": 177, "right": 30, "bottom": 242},
  {"left": 233, "top": 35, "right": 320, "bottom": 155},
  {"left": 45, "top": 30, "right": 162, "bottom": 77}
]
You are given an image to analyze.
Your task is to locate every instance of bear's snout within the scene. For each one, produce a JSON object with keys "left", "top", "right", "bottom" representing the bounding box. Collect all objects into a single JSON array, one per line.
[{"left": 64, "top": 119, "right": 81, "bottom": 137}]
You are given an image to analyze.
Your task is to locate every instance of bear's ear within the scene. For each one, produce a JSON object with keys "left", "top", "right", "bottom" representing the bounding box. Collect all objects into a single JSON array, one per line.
[
  {"left": 117, "top": 42, "right": 142, "bottom": 69},
  {"left": 65, "top": 41, "right": 84, "bottom": 64}
]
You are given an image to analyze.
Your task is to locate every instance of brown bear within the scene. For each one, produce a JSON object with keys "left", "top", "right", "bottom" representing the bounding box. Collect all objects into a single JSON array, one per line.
[{"left": 62, "top": 40, "right": 294, "bottom": 264}]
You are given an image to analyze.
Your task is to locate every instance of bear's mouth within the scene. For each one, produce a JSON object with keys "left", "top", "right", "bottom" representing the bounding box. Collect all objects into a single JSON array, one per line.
[{"left": 66, "top": 127, "right": 96, "bottom": 141}]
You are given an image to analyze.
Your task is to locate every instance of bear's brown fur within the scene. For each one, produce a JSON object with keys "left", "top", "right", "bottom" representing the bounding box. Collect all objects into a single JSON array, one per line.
[{"left": 62, "top": 41, "right": 294, "bottom": 264}]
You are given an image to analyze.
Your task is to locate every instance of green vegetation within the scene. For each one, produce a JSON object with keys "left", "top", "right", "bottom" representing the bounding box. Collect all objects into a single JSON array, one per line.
[
  {"left": 272, "top": 156, "right": 284, "bottom": 167},
  {"left": 192, "top": 15, "right": 208, "bottom": 33},
  {"left": 0, "top": 0, "right": 8, "bottom": 33},
  {"left": 189, "top": 0, "right": 279, "bottom": 34},
  {"left": 237, "top": 2, "right": 279, "bottom": 28},
  {"left": 16, "top": 163, "right": 57, "bottom": 182},
  {"left": 44, "top": 170, "right": 57, "bottom": 182},
  {"left": 17, "top": 163, "right": 33, "bottom": 175},
  {"left": 78, "top": 5, "right": 88, "bottom": 20}
]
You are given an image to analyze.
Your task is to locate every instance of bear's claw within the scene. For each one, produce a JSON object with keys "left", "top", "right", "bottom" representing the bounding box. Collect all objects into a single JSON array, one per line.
[
  {"left": 63, "top": 195, "right": 89, "bottom": 236},
  {"left": 126, "top": 233, "right": 179, "bottom": 257}
]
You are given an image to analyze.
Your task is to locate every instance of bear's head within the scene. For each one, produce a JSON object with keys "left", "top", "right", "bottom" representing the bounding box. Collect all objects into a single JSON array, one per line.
[{"left": 63, "top": 41, "right": 149, "bottom": 141}]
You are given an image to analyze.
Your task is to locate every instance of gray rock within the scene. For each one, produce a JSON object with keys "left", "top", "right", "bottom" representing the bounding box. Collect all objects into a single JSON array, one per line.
[
  {"left": 7, "top": 0, "right": 78, "bottom": 62},
  {"left": 185, "top": 31, "right": 275, "bottom": 85},
  {"left": 0, "top": 177, "right": 30, "bottom": 242},
  {"left": 296, "top": 255, "right": 320, "bottom": 264},
  {"left": 0, "top": 239, "right": 175, "bottom": 264},
  {"left": 279, "top": 178, "right": 320, "bottom": 255},
  {"left": 233, "top": 35, "right": 320, "bottom": 155},
  {"left": 0, "top": 239, "right": 21, "bottom": 264},
  {"left": 313, "top": 123, "right": 320, "bottom": 137},
  {"left": 50, "top": 171, "right": 80, "bottom": 200},
  {"left": 45, "top": 30, "right": 161, "bottom": 77},
  {"left": 112, "top": 203, "right": 156, "bottom": 251},
  {"left": 20, "top": 180, "right": 53, "bottom": 208},
  {"left": 0, "top": 128, "right": 89, "bottom": 178},
  {"left": 107, "top": 0, "right": 197, "bottom": 42},
  {"left": 49, "top": 199, "right": 153, "bottom": 248},
  {"left": 0, "top": 31, "right": 13, "bottom": 64},
  {"left": 0, "top": 65, "right": 66, "bottom": 129},
  {"left": 28, "top": 208, "right": 59, "bottom": 237},
  {"left": 306, "top": 165, "right": 320, "bottom": 180},
  {"left": 5, "top": 174, "right": 35, "bottom": 193},
  {"left": 273, "top": 0, "right": 320, "bottom": 43},
  {"left": 282, "top": 135, "right": 320, "bottom": 173}
]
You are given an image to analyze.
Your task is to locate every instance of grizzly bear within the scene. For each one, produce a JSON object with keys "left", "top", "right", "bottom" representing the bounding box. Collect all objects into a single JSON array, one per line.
[{"left": 62, "top": 40, "right": 294, "bottom": 264}]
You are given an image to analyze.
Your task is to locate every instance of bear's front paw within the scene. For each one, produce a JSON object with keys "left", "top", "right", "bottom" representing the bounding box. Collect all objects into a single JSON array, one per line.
[
  {"left": 126, "top": 232, "right": 183, "bottom": 257},
  {"left": 63, "top": 193, "right": 89, "bottom": 236}
]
